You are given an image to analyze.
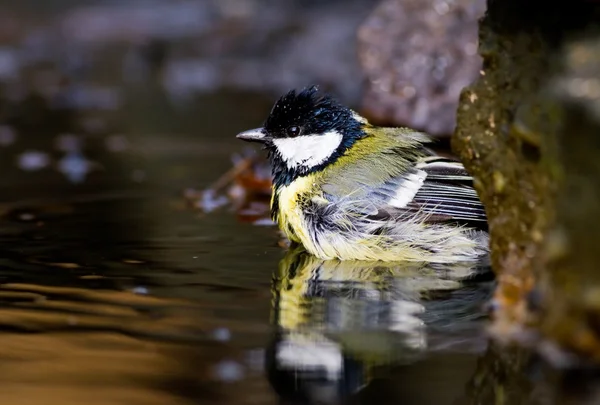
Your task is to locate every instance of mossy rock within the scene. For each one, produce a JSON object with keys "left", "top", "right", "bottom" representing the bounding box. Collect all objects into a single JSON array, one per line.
[{"left": 453, "top": 0, "right": 600, "bottom": 361}]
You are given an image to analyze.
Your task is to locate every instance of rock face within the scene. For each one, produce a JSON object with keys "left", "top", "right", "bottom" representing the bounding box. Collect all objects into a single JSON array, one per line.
[
  {"left": 357, "top": 0, "right": 486, "bottom": 136},
  {"left": 453, "top": 0, "right": 600, "bottom": 362}
]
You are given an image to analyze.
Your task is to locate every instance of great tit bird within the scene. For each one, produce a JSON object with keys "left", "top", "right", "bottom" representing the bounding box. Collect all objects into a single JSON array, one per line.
[{"left": 237, "top": 86, "right": 488, "bottom": 263}]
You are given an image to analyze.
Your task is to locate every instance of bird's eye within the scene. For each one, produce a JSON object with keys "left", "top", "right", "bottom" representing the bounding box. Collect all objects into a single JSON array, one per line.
[{"left": 287, "top": 126, "right": 301, "bottom": 137}]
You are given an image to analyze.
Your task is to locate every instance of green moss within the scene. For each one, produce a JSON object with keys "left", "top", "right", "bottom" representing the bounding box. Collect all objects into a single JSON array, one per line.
[
  {"left": 453, "top": 5, "right": 561, "bottom": 272},
  {"left": 453, "top": 0, "right": 600, "bottom": 360}
]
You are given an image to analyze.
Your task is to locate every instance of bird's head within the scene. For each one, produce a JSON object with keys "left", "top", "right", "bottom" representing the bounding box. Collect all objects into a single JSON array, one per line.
[{"left": 236, "top": 86, "right": 368, "bottom": 187}]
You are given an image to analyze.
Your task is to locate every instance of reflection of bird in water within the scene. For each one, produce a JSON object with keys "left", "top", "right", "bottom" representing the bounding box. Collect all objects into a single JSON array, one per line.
[{"left": 266, "top": 245, "right": 492, "bottom": 404}]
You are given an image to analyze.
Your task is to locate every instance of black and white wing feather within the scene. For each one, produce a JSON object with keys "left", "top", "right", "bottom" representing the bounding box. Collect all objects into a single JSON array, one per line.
[
  {"left": 409, "top": 156, "right": 486, "bottom": 224},
  {"left": 365, "top": 156, "right": 487, "bottom": 227}
]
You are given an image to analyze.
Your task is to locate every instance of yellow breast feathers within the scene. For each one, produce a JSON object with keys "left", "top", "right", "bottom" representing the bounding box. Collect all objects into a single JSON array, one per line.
[{"left": 273, "top": 174, "right": 324, "bottom": 247}]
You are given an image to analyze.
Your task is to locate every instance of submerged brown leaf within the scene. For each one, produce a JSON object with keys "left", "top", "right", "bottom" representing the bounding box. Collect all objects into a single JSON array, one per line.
[{"left": 184, "top": 151, "right": 273, "bottom": 225}]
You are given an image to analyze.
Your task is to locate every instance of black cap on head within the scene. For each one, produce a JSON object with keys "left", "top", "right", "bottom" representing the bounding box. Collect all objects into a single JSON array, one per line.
[{"left": 263, "top": 86, "right": 363, "bottom": 140}]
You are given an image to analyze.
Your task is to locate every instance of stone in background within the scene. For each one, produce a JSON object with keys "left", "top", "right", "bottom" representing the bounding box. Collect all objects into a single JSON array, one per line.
[{"left": 358, "top": 0, "right": 485, "bottom": 136}]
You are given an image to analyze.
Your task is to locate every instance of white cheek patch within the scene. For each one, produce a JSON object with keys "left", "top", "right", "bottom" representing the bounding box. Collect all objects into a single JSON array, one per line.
[
  {"left": 388, "top": 170, "right": 427, "bottom": 208},
  {"left": 273, "top": 130, "right": 343, "bottom": 169}
]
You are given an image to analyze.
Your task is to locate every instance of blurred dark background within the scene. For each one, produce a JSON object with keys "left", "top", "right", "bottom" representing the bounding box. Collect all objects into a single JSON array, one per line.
[
  {"left": 0, "top": 0, "right": 483, "bottom": 200},
  {"left": 0, "top": 0, "right": 385, "bottom": 199}
]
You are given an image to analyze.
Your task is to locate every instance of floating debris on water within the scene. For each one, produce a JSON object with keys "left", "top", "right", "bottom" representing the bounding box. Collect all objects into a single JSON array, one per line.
[
  {"left": 17, "top": 150, "right": 51, "bottom": 171},
  {"left": 210, "top": 327, "right": 232, "bottom": 342},
  {"left": 211, "top": 359, "right": 245, "bottom": 383},
  {"left": 57, "top": 151, "right": 93, "bottom": 183},
  {"left": 132, "top": 286, "right": 149, "bottom": 295},
  {"left": 252, "top": 218, "right": 274, "bottom": 226},
  {"left": 193, "top": 189, "right": 229, "bottom": 213},
  {"left": 18, "top": 212, "right": 35, "bottom": 221}
]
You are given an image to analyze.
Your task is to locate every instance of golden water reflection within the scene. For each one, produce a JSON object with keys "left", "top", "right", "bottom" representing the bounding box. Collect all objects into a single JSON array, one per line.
[{"left": 0, "top": 282, "right": 275, "bottom": 405}]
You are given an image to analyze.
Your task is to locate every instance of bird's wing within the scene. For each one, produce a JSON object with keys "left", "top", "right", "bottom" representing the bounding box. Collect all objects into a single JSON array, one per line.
[
  {"left": 405, "top": 156, "right": 487, "bottom": 224},
  {"left": 323, "top": 155, "right": 486, "bottom": 226}
]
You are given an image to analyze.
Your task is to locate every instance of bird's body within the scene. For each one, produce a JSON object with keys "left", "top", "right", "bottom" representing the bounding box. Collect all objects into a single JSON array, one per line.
[{"left": 237, "top": 87, "right": 488, "bottom": 263}]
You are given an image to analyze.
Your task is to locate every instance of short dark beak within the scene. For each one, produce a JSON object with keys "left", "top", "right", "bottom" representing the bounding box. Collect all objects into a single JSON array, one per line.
[{"left": 236, "top": 128, "right": 267, "bottom": 143}]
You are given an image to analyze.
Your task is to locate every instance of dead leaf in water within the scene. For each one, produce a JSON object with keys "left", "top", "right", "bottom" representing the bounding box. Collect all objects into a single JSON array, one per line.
[{"left": 184, "top": 150, "right": 273, "bottom": 225}]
